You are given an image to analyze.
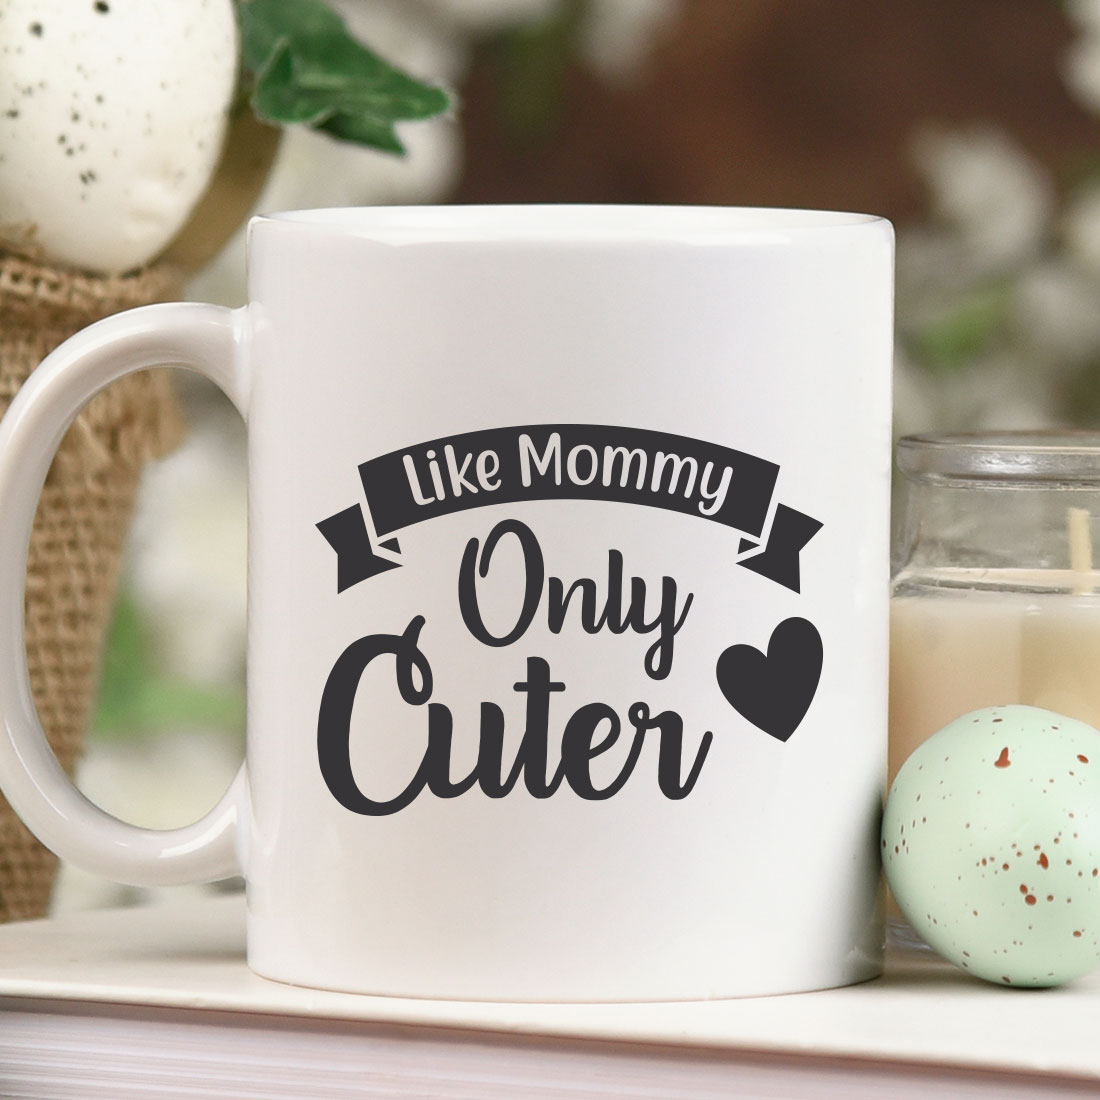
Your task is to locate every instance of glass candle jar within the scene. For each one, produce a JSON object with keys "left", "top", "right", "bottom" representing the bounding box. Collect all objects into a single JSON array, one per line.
[{"left": 890, "top": 431, "right": 1100, "bottom": 787}]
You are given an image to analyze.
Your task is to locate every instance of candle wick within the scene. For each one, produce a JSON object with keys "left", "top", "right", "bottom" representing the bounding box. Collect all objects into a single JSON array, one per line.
[{"left": 1068, "top": 506, "right": 1093, "bottom": 594}]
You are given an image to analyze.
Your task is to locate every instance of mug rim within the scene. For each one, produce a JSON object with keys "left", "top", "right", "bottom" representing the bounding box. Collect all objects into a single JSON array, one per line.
[{"left": 249, "top": 204, "right": 889, "bottom": 243}]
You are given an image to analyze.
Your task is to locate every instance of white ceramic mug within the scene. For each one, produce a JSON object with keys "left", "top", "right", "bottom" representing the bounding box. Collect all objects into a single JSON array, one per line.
[{"left": 0, "top": 206, "right": 893, "bottom": 1000}]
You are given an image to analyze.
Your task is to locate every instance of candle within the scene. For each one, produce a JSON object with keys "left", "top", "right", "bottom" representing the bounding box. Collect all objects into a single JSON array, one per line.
[
  {"left": 889, "top": 432, "right": 1100, "bottom": 781},
  {"left": 889, "top": 581, "right": 1100, "bottom": 787},
  {"left": 887, "top": 431, "right": 1100, "bottom": 934}
]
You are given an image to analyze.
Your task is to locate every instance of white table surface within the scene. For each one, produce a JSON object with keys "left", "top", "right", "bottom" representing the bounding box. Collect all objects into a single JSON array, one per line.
[{"left": 0, "top": 895, "right": 1096, "bottom": 1080}]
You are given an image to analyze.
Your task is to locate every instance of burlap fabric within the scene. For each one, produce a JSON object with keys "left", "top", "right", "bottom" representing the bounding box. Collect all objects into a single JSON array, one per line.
[{"left": 0, "top": 252, "right": 185, "bottom": 921}]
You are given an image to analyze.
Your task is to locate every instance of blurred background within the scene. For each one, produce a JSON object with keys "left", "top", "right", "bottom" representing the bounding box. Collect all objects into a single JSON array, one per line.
[{"left": 56, "top": 0, "right": 1100, "bottom": 909}]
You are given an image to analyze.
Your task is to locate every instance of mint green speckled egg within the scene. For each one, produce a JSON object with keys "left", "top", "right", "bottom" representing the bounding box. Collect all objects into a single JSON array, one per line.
[{"left": 883, "top": 705, "right": 1100, "bottom": 987}]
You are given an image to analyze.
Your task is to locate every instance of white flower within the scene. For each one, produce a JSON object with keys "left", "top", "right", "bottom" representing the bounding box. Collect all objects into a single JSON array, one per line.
[
  {"left": 1064, "top": 34, "right": 1100, "bottom": 112},
  {"left": 257, "top": 117, "right": 461, "bottom": 215},
  {"left": 896, "top": 225, "right": 985, "bottom": 319},
  {"left": 891, "top": 346, "right": 1056, "bottom": 439},
  {"left": 126, "top": 411, "right": 247, "bottom": 687},
  {"left": 1064, "top": 0, "right": 1100, "bottom": 32},
  {"left": 911, "top": 128, "right": 1052, "bottom": 275},
  {"left": 933, "top": 355, "right": 1059, "bottom": 433},
  {"left": 892, "top": 348, "right": 940, "bottom": 439},
  {"left": 1063, "top": 0, "right": 1100, "bottom": 112},
  {"left": 332, "top": 0, "right": 468, "bottom": 84},
  {"left": 579, "top": 0, "right": 680, "bottom": 81},
  {"left": 1012, "top": 259, "right": 1100, "bottom": 366},
  {"left": 1064, "top": 185, "right": 1100, "bottom": 274}
]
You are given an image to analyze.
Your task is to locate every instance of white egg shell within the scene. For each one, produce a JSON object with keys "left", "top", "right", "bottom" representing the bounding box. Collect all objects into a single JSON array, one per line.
[
  {"left": 0, "top": 0, "right": 237, "bottom": 274},
  {"left": 884, "top": 705, "right": 1100, "bottom": 987}
]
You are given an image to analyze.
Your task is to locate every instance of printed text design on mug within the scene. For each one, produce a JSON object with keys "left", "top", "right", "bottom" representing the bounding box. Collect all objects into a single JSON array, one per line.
[{"left": 316, "top": 425, "right": 825, "bottom": 816}]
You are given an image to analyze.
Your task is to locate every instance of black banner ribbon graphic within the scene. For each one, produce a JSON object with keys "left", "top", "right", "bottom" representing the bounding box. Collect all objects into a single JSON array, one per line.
[{"left": 317, "top": 424, "right": 822, "bottom": 594}]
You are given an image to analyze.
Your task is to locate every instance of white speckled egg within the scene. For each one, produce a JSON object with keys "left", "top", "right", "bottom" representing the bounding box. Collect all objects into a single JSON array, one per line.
[
  {"left": 884, "top": 705, "right": 1100, "bottom": 987},
  {"left": 0, "top": 0, "right": 237, "bottom": 274}
]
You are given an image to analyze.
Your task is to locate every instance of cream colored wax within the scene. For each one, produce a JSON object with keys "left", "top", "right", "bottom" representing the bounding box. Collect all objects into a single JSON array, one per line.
[{"left": 889, "top": 582, "right": 1100, "bottom": 788}]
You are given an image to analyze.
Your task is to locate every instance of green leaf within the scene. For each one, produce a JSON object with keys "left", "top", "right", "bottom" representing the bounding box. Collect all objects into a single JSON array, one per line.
[
  {"left": 238, "top": 0, "right": 345, "bottom": 73},
  {"left": 237, "top": 0, "right": 451, "bottom": 155}
]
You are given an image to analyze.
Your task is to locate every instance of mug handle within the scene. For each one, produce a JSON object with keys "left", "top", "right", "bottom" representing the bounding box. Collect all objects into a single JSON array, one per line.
[{"left": 0, "top": 301, "right": 247, "bottom": 886}]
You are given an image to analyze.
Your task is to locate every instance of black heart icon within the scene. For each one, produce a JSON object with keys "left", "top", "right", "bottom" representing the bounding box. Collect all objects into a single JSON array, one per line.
[{"left": 715, "top": 617, "right": 822, "bottom": 742}]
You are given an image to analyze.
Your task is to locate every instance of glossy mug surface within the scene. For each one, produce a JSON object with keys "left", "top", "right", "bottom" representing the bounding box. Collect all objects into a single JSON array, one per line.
[{"left": 0, "top": 206, "right": 893, "bottom": 1000}]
